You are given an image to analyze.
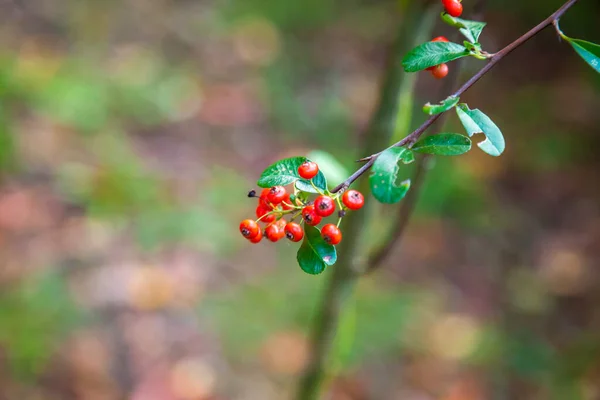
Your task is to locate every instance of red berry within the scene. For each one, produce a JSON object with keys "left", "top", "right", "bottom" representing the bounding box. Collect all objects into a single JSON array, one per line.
[
  {"left": 240, "top": 219, "right": 259, "bottom": 239},
  {"left": 298, "top": 161, "right": 319, "bottom": 180},
  {"left": 321, "top": 224, "right": 342, "bottom": 245},
  {"left": 302, "top": 205, "right": 322, "bottom": 226},
  {"left": 314, "top": 195, "right": 335, "bottom": 217},
  {"left": 284, "top": 222, "right": 304, "bottom": 242},
  {"left": 342, "top": 190, "right": 364, "bottom": 210},
  {"left": 265, "top": 224, "right": 285, "bottom": 242},
  {"left": 431, "top": 36, "right": 449, "bottom": 43},
  {"left": 256, "top": 205, "right": 276, "bottom": 223},
  {"left": 442, "top": 0, "right": 463, "bottom": 17},
  {"left": 430, "top": 63, "right": 449, "bottom": 79},
  {"left": 249, "top": 228, "right": 263, "bottom": 243},
  {"left": 267, "top": 186, "right": 287, "bottom": 204},
  {"left": 258, "top": 188, "right": 273, "bottom": 208}
]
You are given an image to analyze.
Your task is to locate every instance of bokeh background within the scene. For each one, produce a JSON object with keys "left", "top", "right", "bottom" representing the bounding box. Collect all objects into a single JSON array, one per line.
[{"left": 0, "top": 0, "right": 599, "bottom": 399}]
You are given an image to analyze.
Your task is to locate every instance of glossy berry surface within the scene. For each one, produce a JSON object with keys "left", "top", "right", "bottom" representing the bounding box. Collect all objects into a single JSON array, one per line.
[
  {"left": 314, "top": 195, "right": 335, "bottom": 217},
  {"left": 265, "top": 224, "right": 285, "bottom": 242},
  {"left": 430, "top": 63, "right": 449, "bottom": 79},
  {"left": 442, "top": 0, "right": 463, "bottom": 17},
  {"left": 259, "top": 188, "right": 272, "bottom": 207},
  {"left": 240, "top": 219, "right": 259, "bottom": 239},
  {"left": 249, "top": 228, "right": 263, "bottom": 243},
  {"left": 256, "top": 205, "right": 276, "bottom": 223},
  {"left": 321, "top": 224, "right": 342, "bottom": 245},
  {"left": 285, "top": 222, "right": 304, "bottom": 242},
  {"left": 267, "top": 186, "right": 287, "bottom": 204},
  {"left": 431, "top": 36, "right": 449, "bottom": 43},
  {"left": 302, "top": 205, "right": 322, "bottom": 226},
  {"left": 298, "top": 161, "right": 319, "bottom": 180},
  {"left": 342, "top": 190, "right": 365, "bottom": 210}
]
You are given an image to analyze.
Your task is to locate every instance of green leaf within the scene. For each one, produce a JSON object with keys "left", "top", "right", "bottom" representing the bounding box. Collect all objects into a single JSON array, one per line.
[
  {"left": 412, "top": 133, "right": 471, "bottom": 156},
  {"left": 296, "top": 225, "right": 337, "bottom": 275},
  {"left": 554, "top": 21, "right": 600, "bottom": 74},
  {"left": 257, "top": 156, "right": 327, "bottom": 193},
  {"left": 464, "top": 41, "right": 482, "bottom": 52},
  {"left": 370, "top": 147, "right": 412, "bottom": 204},
  {"left": 307, "top": 150, "right": 349, "bottom": 186},
  {"left": 567, "top": 39, "right": 600, "bottom": 73},
  {"left": 399, "top": 148, "right": 415, "bottom": 164},
  {"left": 402, "top": 42, "right": 469, "bottom": 72},
  {"left": 456, "top": 104, "right": 505, "bottom": 156},
  {"left": 441, "top": 13, "right": 487, "bottom": 44},
  {"left": 423, "top": 96, "right": 460, "bottom": 115}
]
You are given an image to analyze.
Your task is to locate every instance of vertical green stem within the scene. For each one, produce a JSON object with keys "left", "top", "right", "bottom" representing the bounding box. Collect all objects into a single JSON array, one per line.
[{"left": 295, "top": 3, "right": 438, "bottom": 398}]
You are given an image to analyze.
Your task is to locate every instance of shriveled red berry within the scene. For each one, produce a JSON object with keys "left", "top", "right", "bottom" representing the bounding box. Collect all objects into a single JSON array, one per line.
[
  {"left": 256, "top": 205, "right": 276, "bottom": 223},
  {"left": 430, "top": 63, "right": 449, "bottom": 79},
  {"left": 240, "top": 219, "right": 259, "bottom": 239},
  {"left": 298, "top": 161, "right": 319, "bottom": 180},
  {"left": 302, "top": 205, "right": 322, "bottom": 226},
  {"left": 314, "top": 195, "right": 335, "bottom": 217},
  {"left": 442, "top": 0, "right": 463, "bottom": 17},
  {"left": 342, "top": 190, "right": 364, "bottom": 210},
  {"left": 431, "top": 36, "right": 449, "bottom": 43},
  {"left": 265, "top": 224, "right": 285, "bottom": 242},
  {"left": 321, "top": 224, "right": 342, "bottom": 245},
  {"left": 249, "top": 228, "right": 263, "bottom": 243},
  {"left": 284, "top": 222, "right": 304, "bottom": 242},
  {"left": 267, "top": 186, "right": 287, "bottom": 204}
]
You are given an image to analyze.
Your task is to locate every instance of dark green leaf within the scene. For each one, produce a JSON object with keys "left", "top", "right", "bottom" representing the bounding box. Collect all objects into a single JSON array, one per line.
[
  {"left": 296, "top": 225, "right": 337, "bottom": 275},
  {"left": 296, "top": 172, "right": 328, "bottom": 194},
  {"left": 412, "top": 133, "right": 471, "bottom": 156},
  {"left": 402, "top": 42, "right": 469, "bottom": 72},
  {"left": 370, "top": 148, "right": 411, "bottom": 204},
  {"left": 567, "top": 38, "right": 600, "bottom": 73},
  {"left": 456, "top": 104, "right": 505, "bottom": 156},
  {"left": 441, "top": 13, "right": 487, "bottom": 44},
  {"left": 423, "top": 96, "right": 460, "bottom": 115},
  {"left": 257, "top": 156, "right": 327, "bottom": 193}
]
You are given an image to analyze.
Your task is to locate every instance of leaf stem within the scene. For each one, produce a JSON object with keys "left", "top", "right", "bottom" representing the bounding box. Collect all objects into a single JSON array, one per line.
[{"left": 331, "top": 0, "right": 580, "bottom": 194}]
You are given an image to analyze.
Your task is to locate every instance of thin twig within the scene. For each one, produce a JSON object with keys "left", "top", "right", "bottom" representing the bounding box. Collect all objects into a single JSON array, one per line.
[{"left": 331, "top": 0, "right": 579, "bottom": 194}]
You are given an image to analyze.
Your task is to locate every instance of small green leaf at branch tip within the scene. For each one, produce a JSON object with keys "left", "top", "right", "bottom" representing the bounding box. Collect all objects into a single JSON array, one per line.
[
  {"left": 370, "top": 147, "right": 412, "bottom": 204},
  {"left": 402, "top": 42, "right": 469, "bottom": 72},
  {"left": 441, "top": 13, "right": 487, "bottom": 44},
  {"left": 423, "top": 96, "right": 460, "bottom": 115},
  {"left": 412, "top": 133, "right": 471, "bottom": 156},
  {"left": 555, "top": 20, "right": 600, "bottom": 73},
  {"left": 456, "top": 104, "right": 505, "bottom": 157},
  {"left": 296, "top": 225, "right": 337, "bottom": 275},
  {"left": 257, "top": 156, "right": 327, "bottom": 193},
  {"left": 567, "top": 38, "right": 600, "bottom": 73}
]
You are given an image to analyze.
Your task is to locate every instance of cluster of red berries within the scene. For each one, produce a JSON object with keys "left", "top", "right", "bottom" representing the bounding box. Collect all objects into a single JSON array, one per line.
[
  {"left": 442, "top": 0, "right": 463, "bottom": 18},
  {"left": 239, "top": 161, "right": 365, "bottom": 246}
]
